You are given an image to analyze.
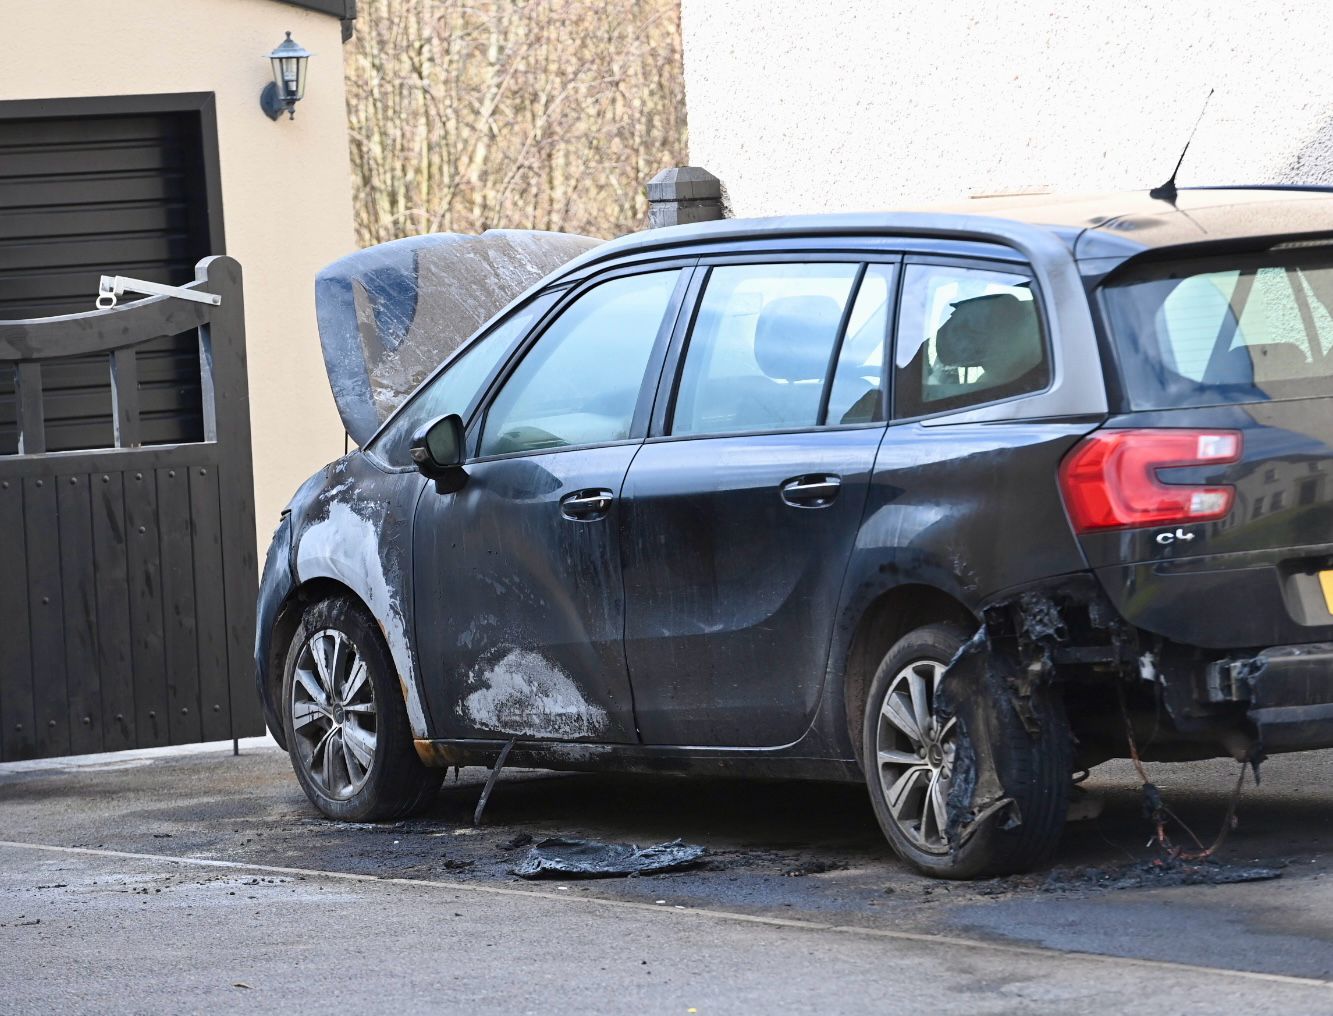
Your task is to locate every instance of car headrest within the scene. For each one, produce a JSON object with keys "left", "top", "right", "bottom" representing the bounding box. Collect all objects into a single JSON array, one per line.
[
  {"left": 753, "top": 295, "right": 845, "bottom": 382},
  {"left": 935, "top": 292, "right": 1038, "bottom": 369}
]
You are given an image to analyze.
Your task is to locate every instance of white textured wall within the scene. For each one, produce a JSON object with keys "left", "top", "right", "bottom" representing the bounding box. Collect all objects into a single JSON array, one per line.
[
  {"left": 682, "top": 1, "right": 1333, "bottom": 216},
  {"left": 3, "top": 0, "right": 356, "bottom": 546}
]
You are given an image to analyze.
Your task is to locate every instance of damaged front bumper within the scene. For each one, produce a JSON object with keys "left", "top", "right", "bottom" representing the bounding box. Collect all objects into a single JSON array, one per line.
[
  {"left": 254, "top": 512, "right": 295, "bottom": 749},
  {"left": 1206, "top": 643, "right": 1333, "bottom": 752}
]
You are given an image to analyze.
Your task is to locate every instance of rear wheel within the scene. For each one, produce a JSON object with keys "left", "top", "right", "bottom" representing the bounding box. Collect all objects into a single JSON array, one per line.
[
  {"left": 281, "top": 595, "right": 442, "bottom": 821},
  {"left": 863, "top": 622, "right": 1070, "bottom": 879}
]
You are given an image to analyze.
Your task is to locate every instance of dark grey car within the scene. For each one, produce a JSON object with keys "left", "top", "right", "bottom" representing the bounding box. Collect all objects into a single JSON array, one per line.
[{"left": 257, "top": 188, "right": 1333, "bottom": 878}]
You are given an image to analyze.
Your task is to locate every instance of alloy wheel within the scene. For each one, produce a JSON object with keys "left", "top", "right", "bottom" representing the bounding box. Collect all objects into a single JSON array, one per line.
[
  {"left": 875, "top": 658, "right": 957, "bottom": 854},
  {"left": 290, "top": 628, "right": 378, "bottom": 799}
]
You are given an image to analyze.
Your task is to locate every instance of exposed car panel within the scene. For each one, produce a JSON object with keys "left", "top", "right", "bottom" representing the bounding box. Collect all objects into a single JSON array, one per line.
[
  {"left": 315, "top": 230, "right": 601, "bottom": 445},
  {"left": 409, "top": 266, "right": 691, "bottom": 744}
]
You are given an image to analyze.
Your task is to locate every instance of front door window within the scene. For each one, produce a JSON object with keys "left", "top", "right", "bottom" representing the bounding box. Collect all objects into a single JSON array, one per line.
[{"left": 480, "top": 270, "right": 683, "bottom": 457}]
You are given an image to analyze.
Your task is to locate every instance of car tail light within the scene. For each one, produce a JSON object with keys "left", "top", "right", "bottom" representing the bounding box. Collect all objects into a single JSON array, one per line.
[{"left": 1059, "top": 429, "right": 1242, "bottom": 533}]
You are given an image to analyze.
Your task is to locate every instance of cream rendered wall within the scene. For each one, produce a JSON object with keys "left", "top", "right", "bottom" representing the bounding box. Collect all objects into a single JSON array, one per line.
[
  {"left": 2, "top": 0, "right": 356, "bottom": 548},
  {"left": 682, "top": 1, "right": 1333, "bottom": 216}
]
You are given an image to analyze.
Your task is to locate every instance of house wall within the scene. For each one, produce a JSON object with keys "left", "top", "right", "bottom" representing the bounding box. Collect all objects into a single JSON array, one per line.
[
  {"left": 681, "top": 1, "right": 1333, "bottom": 216},
  {"left": 2, "top": 0, "right": 356, "bottom": 545}
]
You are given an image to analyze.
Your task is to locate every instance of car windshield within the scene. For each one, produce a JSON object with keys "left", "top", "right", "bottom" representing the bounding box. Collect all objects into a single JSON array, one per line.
[{"left": 1102, "top": 248, "right": 1333, "bottom": 409}]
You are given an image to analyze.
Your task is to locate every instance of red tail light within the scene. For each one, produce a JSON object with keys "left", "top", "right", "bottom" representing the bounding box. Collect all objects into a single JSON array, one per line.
[{"left": 1059, "top": 429, "right": 1242, "bottom": 533}]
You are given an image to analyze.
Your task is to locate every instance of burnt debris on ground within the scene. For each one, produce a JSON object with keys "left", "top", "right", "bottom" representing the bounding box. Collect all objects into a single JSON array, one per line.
[
  {"left": 512, "top": 836, "right": 707, "bottom": 880},
  {"left": 782, "top": 859, "right": 850, "bottom": 877},
  {"left": 978, "top": 857, "right": 1284, "bottom": 896}
]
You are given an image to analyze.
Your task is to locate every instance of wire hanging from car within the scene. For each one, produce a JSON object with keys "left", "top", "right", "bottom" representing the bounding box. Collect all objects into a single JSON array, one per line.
[{"left": 1117, "top": 682, "right": 1248, "bottom": 861}]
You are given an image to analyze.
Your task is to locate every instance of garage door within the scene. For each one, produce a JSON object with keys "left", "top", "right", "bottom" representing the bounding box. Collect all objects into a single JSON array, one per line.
[{"left": 0, "top": 105, "right": 215, "bottom": 453}]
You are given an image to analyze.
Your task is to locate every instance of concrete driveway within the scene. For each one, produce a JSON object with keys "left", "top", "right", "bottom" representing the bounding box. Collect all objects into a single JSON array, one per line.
[{"left": 2, "top": 739, "right": 1333, "bottom": 1014}]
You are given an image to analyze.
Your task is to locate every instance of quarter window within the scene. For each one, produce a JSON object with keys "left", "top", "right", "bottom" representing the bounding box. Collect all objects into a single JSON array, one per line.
[
  {"left": 479, "top": 270, "right": 681, "bottom": 457},
  {"left": 894, "top": 264, "right": 1048, "bottom": 418},
  {"left": 671, "top": 263, "right": 861, "bottom": 436}
]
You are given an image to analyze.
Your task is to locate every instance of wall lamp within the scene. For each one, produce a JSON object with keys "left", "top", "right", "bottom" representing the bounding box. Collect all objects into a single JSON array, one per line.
[{"left": 261, "top": 32, "right": 311, "bottom": 121}]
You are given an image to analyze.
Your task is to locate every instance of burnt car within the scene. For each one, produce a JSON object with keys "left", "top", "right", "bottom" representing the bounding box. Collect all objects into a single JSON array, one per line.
[{"left": 257, "top": 189, "right": 1333, "bottom": 878}]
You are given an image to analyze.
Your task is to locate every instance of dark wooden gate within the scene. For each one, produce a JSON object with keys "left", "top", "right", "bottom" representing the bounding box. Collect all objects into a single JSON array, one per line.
[{"left": 0, "top": 257, "right": 261, "bottom": 761}]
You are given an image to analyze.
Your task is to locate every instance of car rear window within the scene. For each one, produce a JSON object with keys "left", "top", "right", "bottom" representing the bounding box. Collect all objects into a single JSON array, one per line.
[{"left": 1102, "top": 249, "right": 1333, "bottom": 409}]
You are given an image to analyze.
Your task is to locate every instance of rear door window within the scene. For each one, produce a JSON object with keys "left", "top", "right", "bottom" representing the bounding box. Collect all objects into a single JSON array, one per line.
[
  {"left": 893, "top": 264, "right": 1048, "bottom": 418},
  {"left": 669, "top": 262, "right": 867, "bottom": 436},
  {"left": 827, "top": 264, "right": 894, "bottom": 425},
  {"left": 1102, "top": 250, "right": 1333, "bottom": 409}
]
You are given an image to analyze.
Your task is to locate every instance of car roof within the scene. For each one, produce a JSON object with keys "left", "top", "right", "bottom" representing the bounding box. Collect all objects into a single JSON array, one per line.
[
  {"left": 947, "top": 187, "right": 1333, "bottom": 259},
  {"left": 557, "top": 186, "right": 1333, "bottom": 277}
]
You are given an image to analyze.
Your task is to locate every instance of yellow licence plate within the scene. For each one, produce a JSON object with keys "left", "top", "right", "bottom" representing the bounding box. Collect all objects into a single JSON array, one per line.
[{"left": 1322, "top": 570, "right": 1333, "bottom": 615}]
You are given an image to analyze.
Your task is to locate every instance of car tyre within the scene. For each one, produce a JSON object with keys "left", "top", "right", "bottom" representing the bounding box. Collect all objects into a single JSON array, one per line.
[
  {"left": 281, "top": 594, "right": 442, "bottom": 821},
  {"left": 863, "top": 622, "right": 1070, "bottom": 879}
]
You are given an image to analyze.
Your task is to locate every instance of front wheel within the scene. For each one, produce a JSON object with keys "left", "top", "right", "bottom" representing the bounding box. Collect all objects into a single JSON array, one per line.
[
  {"left": 281, "top": 595, "right": 442, "bottom": 821},
  {"left": 863, "top": 622, "right": 1070, "bottom": 879}
]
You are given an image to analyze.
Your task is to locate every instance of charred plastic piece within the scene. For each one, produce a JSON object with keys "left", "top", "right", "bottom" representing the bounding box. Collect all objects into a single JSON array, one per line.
[
  {"left": 930, "top": 587, "right": 1105, "bottom": 856},
  {"left": 512, "top": 837, "right": 706, "bottom": 879},
  {"left": 933, "top": 627, "right": 1071, "bottom": 859}
]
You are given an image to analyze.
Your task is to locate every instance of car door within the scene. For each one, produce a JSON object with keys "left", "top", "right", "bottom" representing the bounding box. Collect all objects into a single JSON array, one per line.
[
  {"left": 412, "top": 266, "right": 692, "bottom": 742},
  {"left": 621, "top": 257, "right": 897, "bottom": 746}
]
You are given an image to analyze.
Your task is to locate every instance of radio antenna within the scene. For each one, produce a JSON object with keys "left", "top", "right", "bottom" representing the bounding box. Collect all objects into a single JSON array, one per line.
[{"left": 1150, "top": 88, "right": 1214, "bottom": 204}]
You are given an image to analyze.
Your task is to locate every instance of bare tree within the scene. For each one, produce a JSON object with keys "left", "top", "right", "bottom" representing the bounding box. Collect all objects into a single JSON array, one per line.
[{"left": 345, "top": 0, "right": 688, "bottom": 246}]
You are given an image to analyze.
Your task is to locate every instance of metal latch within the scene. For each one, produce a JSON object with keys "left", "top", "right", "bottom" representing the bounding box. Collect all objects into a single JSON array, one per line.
[
  {"left": 96, "top": 275, "right": 222, "bottom": 311},
  {"left": 1204, "top": 657, "right": 1256, "bottom": 703}
]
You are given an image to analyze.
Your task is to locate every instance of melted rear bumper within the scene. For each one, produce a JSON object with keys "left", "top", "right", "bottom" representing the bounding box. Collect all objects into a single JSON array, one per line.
[{"left": 1206, "top": 643, "right": 1333, "bottom": 751}]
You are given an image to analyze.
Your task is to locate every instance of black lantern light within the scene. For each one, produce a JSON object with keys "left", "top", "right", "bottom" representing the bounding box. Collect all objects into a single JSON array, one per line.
[{"left": 261, "top": 32, "right": 312, "bottom": 121}]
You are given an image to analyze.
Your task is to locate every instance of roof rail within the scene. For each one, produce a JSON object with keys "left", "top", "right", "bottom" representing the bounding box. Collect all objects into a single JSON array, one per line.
[{"left": 1182, "top": 184, "right": 1333, "bottom": 195}]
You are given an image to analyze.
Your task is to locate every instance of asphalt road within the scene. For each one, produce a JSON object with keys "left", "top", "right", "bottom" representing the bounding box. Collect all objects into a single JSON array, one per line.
[{"left": 2, "top": 740, "right": 1333, "bottom": 1014}]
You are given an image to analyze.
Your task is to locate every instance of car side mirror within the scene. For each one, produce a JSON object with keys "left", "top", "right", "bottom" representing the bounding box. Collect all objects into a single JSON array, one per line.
[{"left": 410, "top": 414, "right": 469, "bottom": 494}]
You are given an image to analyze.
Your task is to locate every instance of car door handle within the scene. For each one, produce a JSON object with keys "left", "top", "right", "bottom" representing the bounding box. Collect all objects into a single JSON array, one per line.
[
  {"left": 780, "top": 475, "right": 841, "bottom": 508},
  {"left": 560, "top": 488, "right": 615, "bottom": 520}
]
